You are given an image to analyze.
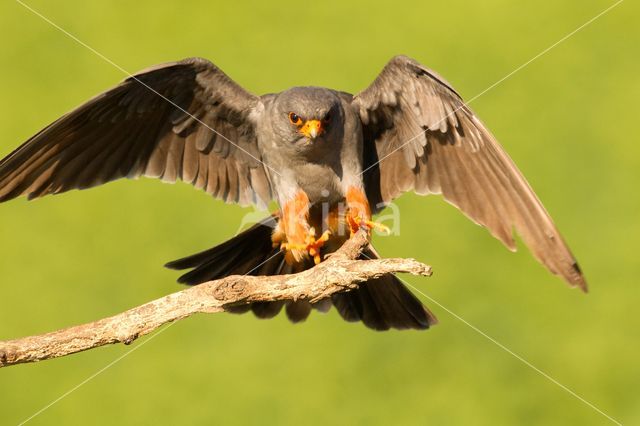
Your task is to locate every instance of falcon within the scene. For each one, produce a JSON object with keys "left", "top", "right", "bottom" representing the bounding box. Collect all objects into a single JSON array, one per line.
[{"left": 0, "top": 55, "right": 586, "bottom": 331}]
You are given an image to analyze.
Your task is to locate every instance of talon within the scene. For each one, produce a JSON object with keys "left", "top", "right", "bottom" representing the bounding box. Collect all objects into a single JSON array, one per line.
[
  {"left": 363, "top": 220, "right": 390, "bottom": 234},
  {"left": 316, "top": 229, "right": 331, "bottom": 243},
  {"left": 311, "top": 230, "right": 331, "bottom": 264},
  {"left": 347, "top": 214, "right": 390, "bottom": 236},
  {"left": 281, "top": 228, "right": 331, "bottom": 265}
]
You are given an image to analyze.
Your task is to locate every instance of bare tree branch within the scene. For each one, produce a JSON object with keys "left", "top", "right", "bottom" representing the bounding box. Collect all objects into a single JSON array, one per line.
[{"left": 0, "top": 231, "right": 431, "bottom": 368}]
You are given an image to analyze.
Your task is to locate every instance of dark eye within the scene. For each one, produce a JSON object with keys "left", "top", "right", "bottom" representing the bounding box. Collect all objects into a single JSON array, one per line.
[
  {"left": 288, "top": 112, "right": 302, "bottom": 125},
  {"left": 323, "top": 112, "right": 332, "bottom": 123}
]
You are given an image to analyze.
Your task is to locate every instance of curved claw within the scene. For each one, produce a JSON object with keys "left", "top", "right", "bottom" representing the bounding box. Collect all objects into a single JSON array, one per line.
[
  {"left": 281, "top": 228, "right": 332, "bottom": 264},
  {"left": 347, "top": 214, "right": 390, "bottom": 236},
  {"left": 362, "top": 220, "right": 390, "bottom": 234}
]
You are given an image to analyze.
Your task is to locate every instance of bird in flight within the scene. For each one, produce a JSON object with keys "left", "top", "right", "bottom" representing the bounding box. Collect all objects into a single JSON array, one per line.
[{"left": 0, "top": 55, "right": 586, "bottom": 331}]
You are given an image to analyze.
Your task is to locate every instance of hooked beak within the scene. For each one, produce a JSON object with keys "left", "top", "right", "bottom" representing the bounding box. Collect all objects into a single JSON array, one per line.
[{"left": 299, "top": 119, "right": 324, "bottom": 140}]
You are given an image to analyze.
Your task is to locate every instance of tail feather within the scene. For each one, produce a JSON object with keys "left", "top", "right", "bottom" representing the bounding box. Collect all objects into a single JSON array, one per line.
[
  {"left": 165, "top": 217, "right": 282, "bottom": 284},
  {"left": 165, "top": 217, "right": 436, "bottom": 330},
  {"left": 286, "top": 301, "right": 313, "bottom": 323},
  {"left": 251, "top": 301, "right": 285, "bottom": 319}
]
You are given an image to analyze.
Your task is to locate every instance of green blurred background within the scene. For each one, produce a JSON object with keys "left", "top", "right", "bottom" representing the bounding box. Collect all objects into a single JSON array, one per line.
[{"left": 1, "top": 0, "right": 638, "bottom": 424}]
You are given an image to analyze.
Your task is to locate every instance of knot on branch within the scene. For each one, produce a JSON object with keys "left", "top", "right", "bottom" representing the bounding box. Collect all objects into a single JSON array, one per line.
[{"left": 210, "top": 278, "right": 250, "bottom": 302}]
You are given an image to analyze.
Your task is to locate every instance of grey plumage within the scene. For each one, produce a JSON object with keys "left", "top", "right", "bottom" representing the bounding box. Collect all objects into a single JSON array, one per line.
[
  {"left": 354, "top": 56, "right": 585, "bottom": 290},
  {"left": 0, "top": 58, "right": 271, "bottom": 206},
  {"left": 0, "top": 54, "right": 586, "bottom": 331}
]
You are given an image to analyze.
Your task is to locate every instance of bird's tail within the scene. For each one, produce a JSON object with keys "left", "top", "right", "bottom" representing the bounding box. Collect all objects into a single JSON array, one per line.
[{"left": 165, "top": 217, "right": 437, "bottom": 330}]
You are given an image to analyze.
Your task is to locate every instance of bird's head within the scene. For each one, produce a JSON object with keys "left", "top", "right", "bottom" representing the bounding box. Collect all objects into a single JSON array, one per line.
[{"left": 271, "top": 87, "right": 343, "bottom": 148}]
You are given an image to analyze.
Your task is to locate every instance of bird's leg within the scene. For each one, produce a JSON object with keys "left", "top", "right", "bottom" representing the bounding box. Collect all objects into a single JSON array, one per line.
[
  {"left": 277, "top": 191, "right": 331, "bottom": 264},
  {"left": 345, "top": 187, "right": 390, "bottom": 236}
]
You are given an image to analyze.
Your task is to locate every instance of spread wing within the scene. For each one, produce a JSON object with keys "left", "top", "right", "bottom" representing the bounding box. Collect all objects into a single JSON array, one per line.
[
  {"left": 0, "top": 57, "right": 272, "bottom": 206},
  {"left": 352, "top": 55, "right": 586, "bottom": 290}
]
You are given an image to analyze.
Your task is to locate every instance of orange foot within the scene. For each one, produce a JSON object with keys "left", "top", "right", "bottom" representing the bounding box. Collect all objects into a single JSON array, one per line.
[
  {"left": 347, "top": 214, "right": 391, "bottom": 237},
  {"left": 281, "top": 228, "right": 332, "bottom": 265}
]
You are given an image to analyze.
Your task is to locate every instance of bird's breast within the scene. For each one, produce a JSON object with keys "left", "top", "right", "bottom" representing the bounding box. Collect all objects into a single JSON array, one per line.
[{"left": 291, "top": 161, "right": 343, "bottom": 205}]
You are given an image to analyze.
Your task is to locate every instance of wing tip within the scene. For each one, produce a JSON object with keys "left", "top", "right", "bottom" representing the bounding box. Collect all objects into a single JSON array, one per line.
[
  {"left": 572, "top": 279, "right": 588, "bottom": 293},
  {"left": 570, "top": 261, "right": 588, "bottom": 293}
]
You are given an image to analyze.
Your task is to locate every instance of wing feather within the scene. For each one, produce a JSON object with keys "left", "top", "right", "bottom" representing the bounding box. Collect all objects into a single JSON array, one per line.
[
  {"left": 0, "top": 57, "right": 272, "bottom": 207},
  {"left": 353, "top": 55, "right": 585, "bottom": 290}
]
